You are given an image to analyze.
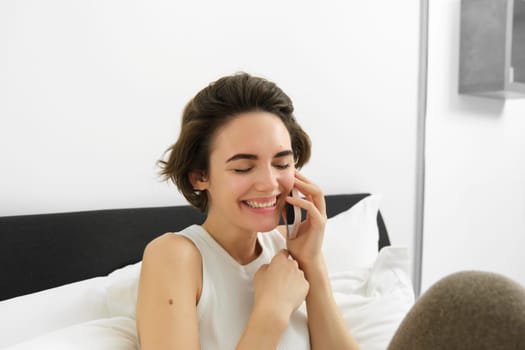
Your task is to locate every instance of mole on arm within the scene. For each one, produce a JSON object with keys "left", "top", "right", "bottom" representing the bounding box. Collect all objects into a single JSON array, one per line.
[{"left": 168, "top": 298, "right": 173, "bottom": 305}]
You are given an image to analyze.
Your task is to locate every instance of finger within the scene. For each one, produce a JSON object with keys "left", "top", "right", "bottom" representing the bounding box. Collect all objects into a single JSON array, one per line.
[
  {"left": 255, "top": 263, "right": 269, "bottom": 277},
  {"left": 293, "top": 173, "right": 326, "bottom": 216},
  {"left": 285, "top": 195, "right": 324, "bottom": 223},
  {"left": 293, "top": 178, "right": 324, "bottom": 212},
  {"left": 291, "top": 259, "right": 299, "bottom": 268},
  {"left": 273, "top": 249, "right": 290, "bottom": 261},
  {"left": 294, "top": 170, "right": 322, "bottom": 191}
]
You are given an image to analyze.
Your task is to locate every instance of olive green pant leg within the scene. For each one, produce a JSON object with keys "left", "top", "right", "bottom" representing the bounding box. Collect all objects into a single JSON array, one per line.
[{"left": 388, "top": 271, "right": 525, "bottom": 350}]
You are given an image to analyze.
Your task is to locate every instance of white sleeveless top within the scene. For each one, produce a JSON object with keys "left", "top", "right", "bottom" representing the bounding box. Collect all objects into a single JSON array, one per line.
[{"left": 177, "top": 225, "right": 310, "bottom": 350}]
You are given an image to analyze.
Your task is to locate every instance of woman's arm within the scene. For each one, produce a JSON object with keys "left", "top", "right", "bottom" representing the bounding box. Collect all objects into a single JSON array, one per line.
[
  {"left": 285, "top": 171, "right": 359, "bottom": 350},
  {"left": 302, "top": 257, "right": 359, "bottom": 350},
  {"left": 136, "top": 233, "right": 202, "bottom": 350},
  {"left": 236, "top": 296, "right": 289, "bottom": 349},
  {"left": 237, "top": 250, "right": 310, "bottom": 350}
]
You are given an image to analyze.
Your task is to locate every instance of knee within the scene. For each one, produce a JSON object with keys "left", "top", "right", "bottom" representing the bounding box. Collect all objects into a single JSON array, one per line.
[{"left": 388, "top": 271, "right": 525, "bottom": 350}]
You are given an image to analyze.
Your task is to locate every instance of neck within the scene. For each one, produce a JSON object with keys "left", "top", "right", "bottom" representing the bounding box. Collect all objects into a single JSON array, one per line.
[{"left": 202, "top": 217, "right": 261, "bottom": 265}]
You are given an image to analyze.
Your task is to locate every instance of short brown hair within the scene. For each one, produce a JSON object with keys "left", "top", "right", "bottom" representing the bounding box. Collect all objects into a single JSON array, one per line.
[{"left": 158, "top": 72, "right": 311, "bottom": 212}]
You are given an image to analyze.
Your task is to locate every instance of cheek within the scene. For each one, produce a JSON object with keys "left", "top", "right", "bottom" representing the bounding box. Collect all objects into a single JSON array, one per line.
[
  {"left": 280, "top": 169, "right": 295, "bottom": 191},
  {"left": 227, "top": 175, "right": 252, "bottom": 194}
]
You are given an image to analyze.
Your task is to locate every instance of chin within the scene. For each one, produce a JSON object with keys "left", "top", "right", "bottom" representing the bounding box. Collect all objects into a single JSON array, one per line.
[{"left": 254, "top": 217, "right": 281, "bottom": 233}]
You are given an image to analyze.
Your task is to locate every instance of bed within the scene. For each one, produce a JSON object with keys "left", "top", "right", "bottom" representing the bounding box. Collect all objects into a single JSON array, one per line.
[{"left": 0, "top": 193, "right": 414, "bottom": 350}]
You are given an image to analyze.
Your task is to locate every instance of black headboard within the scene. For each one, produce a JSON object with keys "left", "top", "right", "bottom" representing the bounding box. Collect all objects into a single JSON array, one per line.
[{"left": 0, "top": 193, "right": 389, "bottom": 301}]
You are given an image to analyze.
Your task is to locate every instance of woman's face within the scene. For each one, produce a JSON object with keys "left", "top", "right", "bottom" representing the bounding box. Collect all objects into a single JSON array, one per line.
[{"left": 199, "top": 111, "right": 295, "bottom": 234}]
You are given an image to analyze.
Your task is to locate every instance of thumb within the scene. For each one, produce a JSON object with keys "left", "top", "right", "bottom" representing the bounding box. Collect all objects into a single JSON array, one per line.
[
  {"left": 273, "top": 249, "right": 290, "bottom": 261},
  {"left": 258, "top": 263, "right": 269, "bottom": 271}
]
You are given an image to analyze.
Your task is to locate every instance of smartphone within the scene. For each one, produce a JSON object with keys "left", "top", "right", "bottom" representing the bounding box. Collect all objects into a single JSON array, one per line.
[{"left": 284, "top": 188, "right": 302, "bottom": 239}]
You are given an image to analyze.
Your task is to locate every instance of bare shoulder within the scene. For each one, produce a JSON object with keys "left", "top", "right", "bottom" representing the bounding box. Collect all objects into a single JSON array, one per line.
[
  {"left": 139, "top": 231, "right": 202, "bottom": 300},
  {"left": 142, "top": 232, "right": 201, "bottom": 266},
  {"left": 137, "top": 232, "right": 202, "bottom": 349}
]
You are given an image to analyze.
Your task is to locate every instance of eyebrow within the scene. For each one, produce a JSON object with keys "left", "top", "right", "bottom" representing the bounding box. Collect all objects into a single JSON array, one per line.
[{"left": 226, "top": 150, "right": 293, "bottom": 163}]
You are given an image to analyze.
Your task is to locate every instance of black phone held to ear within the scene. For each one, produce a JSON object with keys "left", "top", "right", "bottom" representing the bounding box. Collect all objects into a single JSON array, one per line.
[{"left": 285, "top": 189, "right": 301, "bottom": 239}]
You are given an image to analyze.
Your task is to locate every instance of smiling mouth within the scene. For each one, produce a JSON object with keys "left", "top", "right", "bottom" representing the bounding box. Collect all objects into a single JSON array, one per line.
[{"left": 243, "top": 196, "right": 278, "bottom": 209}]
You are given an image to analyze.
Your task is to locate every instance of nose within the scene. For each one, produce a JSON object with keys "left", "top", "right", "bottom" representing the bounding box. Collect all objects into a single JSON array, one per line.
[{"left": 253, "top": 165, "right": 279, "bottom": 192}]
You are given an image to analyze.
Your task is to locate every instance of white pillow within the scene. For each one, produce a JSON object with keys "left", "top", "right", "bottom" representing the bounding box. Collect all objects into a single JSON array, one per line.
[
  {"left": 332, "top": 246, "right": 415, "bottom": 350},
  {"left": 106, "top": 262, "right": 142, "bottom": 319},
  {"left": 105, "top": 194, "right": 383, "bottom": 319},
  {"left": 0, "top": 276, "right": 110, "bottom": 348},
  {"left": 323, "top": 194, "right": 382, "bottom": 273},
  {"left": 3, "top": 316, "right": 138, "bottom": 350}
]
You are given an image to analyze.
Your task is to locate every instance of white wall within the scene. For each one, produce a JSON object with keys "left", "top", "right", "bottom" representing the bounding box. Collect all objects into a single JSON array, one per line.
[
  {"left": 0, "top": 1, "right": 419, "bottom": 270},
  {"left": 422, "top": 0, "right": 525, "bottom": 291}
]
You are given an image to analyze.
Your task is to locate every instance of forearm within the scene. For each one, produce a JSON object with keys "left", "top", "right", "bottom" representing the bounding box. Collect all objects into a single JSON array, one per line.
[
  {"left": 236, "top": 304, "right": 288, "bottom": 350},
  {"left": 303, "top": 257, "right": 360, "bottom": 350}
]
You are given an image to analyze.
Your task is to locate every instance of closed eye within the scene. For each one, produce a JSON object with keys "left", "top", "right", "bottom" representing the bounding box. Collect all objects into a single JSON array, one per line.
[
  {"left": 233, "top": 168, "right": 253, "bottom": 173},
  {"left": 274, "top": 163, "right": 290, "bottom": 170},
  {"left": 233, "top": 164, "right": 289, "bottom": 173}
]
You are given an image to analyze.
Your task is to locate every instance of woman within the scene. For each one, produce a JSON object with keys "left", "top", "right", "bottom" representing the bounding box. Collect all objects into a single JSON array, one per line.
[{"left": 136, "top": 72, "right": 359, "bottom": 349}]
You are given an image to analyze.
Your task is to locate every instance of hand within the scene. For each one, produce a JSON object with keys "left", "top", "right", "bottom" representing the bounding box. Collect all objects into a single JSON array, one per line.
[
  {"left": 253, "top": 250, "right": 309, "bottom": 321},
  {"left": 284, "top": 171, "right": 327, "bottom": 268}
]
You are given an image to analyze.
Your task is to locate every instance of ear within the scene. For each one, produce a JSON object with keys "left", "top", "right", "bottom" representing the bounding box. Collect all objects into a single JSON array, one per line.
[{"left": 188, "top": 170, "right": 209, "bottom": 191}]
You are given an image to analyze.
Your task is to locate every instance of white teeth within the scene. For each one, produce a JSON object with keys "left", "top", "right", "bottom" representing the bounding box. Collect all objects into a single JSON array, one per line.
[{"left": 245, "top": 198, "right": 277, "bottom": 209}]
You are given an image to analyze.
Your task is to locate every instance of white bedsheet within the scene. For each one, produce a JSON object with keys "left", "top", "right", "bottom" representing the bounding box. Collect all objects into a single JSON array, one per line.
[
  {"left": 3, "top": 317, "right": 137, "bottom": 350},
  {"left": 0, "top": 277, "right": 109, "bottom": 348}
]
